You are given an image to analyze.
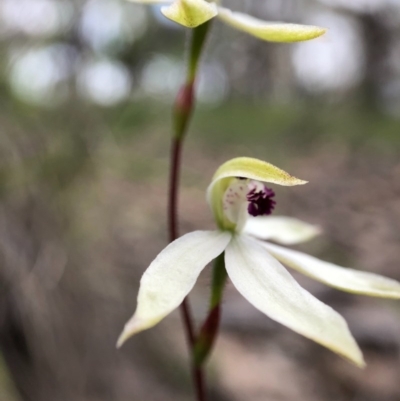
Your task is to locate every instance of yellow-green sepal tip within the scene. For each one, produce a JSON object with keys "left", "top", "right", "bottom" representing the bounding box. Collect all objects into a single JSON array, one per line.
[
  {"left": 206, "top": 157, "right": 306, "bottom": 231},
  {"left": 217, "top": 7, "right": 326, "bottom": 43},
  {"left": 162, "top": 0, "right": 218, "bottom": 28}
]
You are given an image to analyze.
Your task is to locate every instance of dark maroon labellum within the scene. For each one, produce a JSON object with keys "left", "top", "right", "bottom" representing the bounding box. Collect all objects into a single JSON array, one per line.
[{"left": 247, "top": 186, "right": 276, "bottom": 217}]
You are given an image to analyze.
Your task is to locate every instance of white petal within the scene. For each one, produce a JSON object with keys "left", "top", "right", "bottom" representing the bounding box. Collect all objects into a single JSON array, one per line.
[
  {"left": 217, "top": 7, "right": 326, "bottom": 42},
  {"left": 161, "top": 0, "right": 217, "bottom": 28},
  {"left": 225, "top": 235, "right": 364, "bottom": 367},
  {"left": 243, "top": 216, "right": 321, "bottom": 245},
  {"left": 117, "top": 230, "right": 231, "bottom": 347},
  {"left": 262, "top": 242, "right": 400, "bottom": 299}
]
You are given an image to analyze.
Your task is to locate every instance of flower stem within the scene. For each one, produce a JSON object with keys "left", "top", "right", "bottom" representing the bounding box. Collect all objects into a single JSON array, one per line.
[
  {"left": 167, "top": 21, "right": 212, "bottom": 401},
  {"left": 169, "top": 141, "right": 206, "bottom": 401},
  {"left": 168, "top": 136, "right": 196, "bottom": 347}
]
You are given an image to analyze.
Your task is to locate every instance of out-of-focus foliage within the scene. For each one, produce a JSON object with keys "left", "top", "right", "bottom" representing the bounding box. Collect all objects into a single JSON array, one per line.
[
  {"left": 0, "top": 1, "right": 400, "bottom": 401},
  {"left": 1, "top": 0, "right": 400, "bottom": 110}
]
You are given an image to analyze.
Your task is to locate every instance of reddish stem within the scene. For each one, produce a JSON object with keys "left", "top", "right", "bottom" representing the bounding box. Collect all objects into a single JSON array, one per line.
[
  {"left": 168, "top": 137, "right": 181, "bottom": 243},
  {"left": 168, "top": 136, "right": 206, "bottom": 401},
  {"left": 167, "top": 21, "right": 212, "bottom": 401}
]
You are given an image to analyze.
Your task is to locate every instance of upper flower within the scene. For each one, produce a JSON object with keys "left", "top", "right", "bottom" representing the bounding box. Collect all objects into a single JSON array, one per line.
[
  {"left": 128, "top": 0, "right": 326, "bottom": 42},
  {"left": 117, "top": 157, "right": 400, "bottom": 367}
]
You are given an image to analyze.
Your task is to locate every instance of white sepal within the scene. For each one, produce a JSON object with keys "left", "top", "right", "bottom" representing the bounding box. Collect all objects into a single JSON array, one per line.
[
  {"left": 162, "top": 0, "right": 218, "bottom": 28},
  {"left": 224, "top": 235, "right": 364, "bottom": 367},
  {"left": 117, "top": 230, "right": 231, "bottom": 347},
  {"left": 262, "top": 241, "right": 400, "bottom": 299},
  {"left": 243, "top": 216, "right": 321, "bottom": 245},
  {"left": 217, "top": 7, "right": 326, "bottom": 43}
]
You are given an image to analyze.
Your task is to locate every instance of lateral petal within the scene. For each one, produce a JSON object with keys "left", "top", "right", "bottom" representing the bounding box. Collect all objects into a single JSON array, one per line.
[
  {"left": 161, "top": 0, "right": 218, "bottom": 28},
  {"left": 217, "top": 7, "right": 326, "bottom": 42},
  {"left": 262, "top": 242, "right": 400, "bottom": 299},
  {"left": 225, "top": 235, "right": 364, "bottom": 367},
  {"left": 117, "top": 230, "right": 231, "bottom": 347},
  {"left": 243, "top": 216, "right": 321, "bottom": 245}
]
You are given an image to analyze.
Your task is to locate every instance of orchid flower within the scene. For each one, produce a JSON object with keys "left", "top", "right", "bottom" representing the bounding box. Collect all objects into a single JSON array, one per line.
[
  {"left": 128, "top": 0, "right": 326, "bottom": 42},
  {"left": 118, "top": 157, "right": 400, "bottom": 367}
]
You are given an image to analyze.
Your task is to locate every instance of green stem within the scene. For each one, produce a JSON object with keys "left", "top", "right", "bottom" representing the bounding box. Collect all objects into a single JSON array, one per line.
[
  {"left": 210, "top": 252, "right": 227, "bottom": 309},
  {"left": 167, "top": 20, "right": 212, "bottom": 401},
  {"left": 193, "top": 253, "right": 227, "bottom": 367},
  {"left": 173, "top": 21, "right": 212, "bottom": 140},
  {"left": 188, "top": 21, "right": 212, "bottom": 84}
]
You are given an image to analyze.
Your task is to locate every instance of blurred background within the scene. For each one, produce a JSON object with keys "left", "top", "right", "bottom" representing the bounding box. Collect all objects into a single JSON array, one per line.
[{"left": 0, "top": 0, "right": 400, "bottom": 400}]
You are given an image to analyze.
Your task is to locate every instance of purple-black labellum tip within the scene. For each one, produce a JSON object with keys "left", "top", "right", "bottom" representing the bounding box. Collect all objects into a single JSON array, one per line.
[{"left": 247, "top": 186, "right": 276, "bottom": 217}]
